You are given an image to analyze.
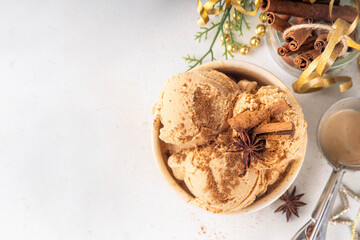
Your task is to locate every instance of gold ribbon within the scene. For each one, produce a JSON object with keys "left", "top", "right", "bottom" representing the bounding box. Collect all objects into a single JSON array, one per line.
[
  {"left": 292, "top": 17, "right": 360, "bottom": 93},
  {"left": 329, "top": 0, "right": 335, "bottom": 17},
  {"left": 352, "top": 208, "right": 360, "bottom": 240},
  {"left": 197, "top": 0, "right": 260, "bottom": 26}
]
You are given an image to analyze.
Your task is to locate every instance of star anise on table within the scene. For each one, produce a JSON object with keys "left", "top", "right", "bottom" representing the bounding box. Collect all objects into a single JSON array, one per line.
[
  {"left": 275, "top": 186, "right": 307, "bottom": 222},
  {"left": 226, "top": 130, "right": 265, "bottom": 169}
]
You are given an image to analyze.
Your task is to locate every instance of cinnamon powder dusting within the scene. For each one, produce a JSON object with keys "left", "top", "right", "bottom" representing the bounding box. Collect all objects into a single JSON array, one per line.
[
  {"left": 192, "top": 86, "right": 218, "bottom": 130},
  {"left": 194, "top": 144, "right": 245, "bottom": 204}
]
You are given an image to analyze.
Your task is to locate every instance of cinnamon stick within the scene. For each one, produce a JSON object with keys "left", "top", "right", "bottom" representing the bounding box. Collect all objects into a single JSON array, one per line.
[
  {"left": 278, "top": 40, "right": 315, "bottom": 57},
  {"left": 266, "top": 12, "right": 292, "bottom": 33},
  {"left": 278, "top": 15, "right": 291, "bottom": 21},
  {"left": 295, "top": 17, "right": 307, "bottom": 24},
  {"left": 285, "top": 29, "right": 313, "bottom": 51},
  {"left": 228, "top": 109, "right": 270, "bottom": 131},
  {"left": 295, "top": 0, "right": 340, "bottom": 5},
  {"left": 314, "top": 33, "right": 346, "bottom": 53},
  {"left": 282, "top": 56, "right": 297, "bottom": 67},
  {"left": 314, "top": 33, "right": 328, "bottom": 52},
  {"left": 278, "top": 44, "right": 291, "bottom": 56},
  {"left": 253, "top": 122, "right": 294, "bottom": 138},
  {"left": 294, "top": 49, "right": 322, "bottom": 70},
  {"left": 260, "top": 0, "right": 358, "bottom": 23},
  {"left": 228, "top": 100, "right": 291, "bottom": 131},
  {"left": 260, "top": 134, "right": 294, "bottom": 140}
]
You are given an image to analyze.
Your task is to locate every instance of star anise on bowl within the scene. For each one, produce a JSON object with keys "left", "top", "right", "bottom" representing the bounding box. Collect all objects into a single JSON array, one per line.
[
  {"left": 226, "top": 130, "right": 265, "bottom": 169},
  {"left": 275, "top": 186, "right": 307, "bottom": 222}
]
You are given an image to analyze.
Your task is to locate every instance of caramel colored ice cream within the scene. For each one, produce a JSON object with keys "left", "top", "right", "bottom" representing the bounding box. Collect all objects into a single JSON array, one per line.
[
  {"left": 155, "top": 69, "right": 306, "bottom": 213},
  {"left": 168, "top": 131, "right": 267, "bottom": 213},
  {"left": 232, "top": 86, "right": 307, "bottom": 186},
  {"left": 158, "top": 70, "right": 239, "bottom": 149}
]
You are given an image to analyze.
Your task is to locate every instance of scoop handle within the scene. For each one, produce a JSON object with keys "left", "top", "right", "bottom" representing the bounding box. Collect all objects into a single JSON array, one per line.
[
  {"left": 309, "top": 169, "right": 345, "bottom": 239},
  {"left": 292, "top": 169, "right": 345, "bottom": 240},
  {"left": 291, "top": 219, "right": 315, "bottom": 240}
]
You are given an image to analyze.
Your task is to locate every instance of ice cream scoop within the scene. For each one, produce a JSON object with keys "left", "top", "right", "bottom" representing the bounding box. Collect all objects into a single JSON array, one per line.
[
  {"left": 293, "top": 97, "right": 360, "bottom": 240},
  {"left": 182, "top": 142, "right": 265, "bottom": 212},
  {"left": 158, "top": 70, "right": 239, "bottom": 149}
]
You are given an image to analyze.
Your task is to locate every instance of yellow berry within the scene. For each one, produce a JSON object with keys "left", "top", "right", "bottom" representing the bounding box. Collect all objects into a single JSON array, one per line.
[
  {"left": 220, "top": 34, "right": 230, "bottom": 43},
  {"left": 227, "top": 44, "right": 234, "bottom": 52},
  {"left": 259, "top": 12, "right": 267, "bottom": 23},
  {"left": 239, "top": 45, "right": 250, "bottom": 55},
  {"left": 255, "top": 24, "right": 266, "bottom": 36},
  {"left": 250, "top": 36, "right": 261, "bottom": 48}
]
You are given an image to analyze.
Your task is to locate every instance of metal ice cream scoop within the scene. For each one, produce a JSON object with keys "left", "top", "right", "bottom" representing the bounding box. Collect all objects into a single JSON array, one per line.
[{"left": 292, "top": 97, "right": 360, "bottom": 240}]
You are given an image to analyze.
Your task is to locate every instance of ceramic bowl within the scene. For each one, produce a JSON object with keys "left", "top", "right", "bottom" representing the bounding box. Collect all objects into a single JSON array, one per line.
[{"left": 152, "top": 60, "right": 308, "bottom": 214}]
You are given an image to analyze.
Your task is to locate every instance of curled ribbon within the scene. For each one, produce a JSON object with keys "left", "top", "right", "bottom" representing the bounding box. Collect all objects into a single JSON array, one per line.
[
  {"left": 292, "top": 17, "right": 360, "bottom": 93},
  {"left": 197, "top": 0, "right": 260, "bottom": 26}
]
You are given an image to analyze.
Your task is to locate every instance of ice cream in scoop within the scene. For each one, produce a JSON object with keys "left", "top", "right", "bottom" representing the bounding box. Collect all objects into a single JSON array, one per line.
[{"left": 158, "top": 70, "right": 240, "bottom": 149}]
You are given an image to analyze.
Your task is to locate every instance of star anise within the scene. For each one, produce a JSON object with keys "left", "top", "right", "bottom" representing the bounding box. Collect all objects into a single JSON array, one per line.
[
  {"left": 275, "top": 186, "right": 307, "bottom": 222},
  {"left": 226, "top": 130, "right": 265, "bottom": 168}
]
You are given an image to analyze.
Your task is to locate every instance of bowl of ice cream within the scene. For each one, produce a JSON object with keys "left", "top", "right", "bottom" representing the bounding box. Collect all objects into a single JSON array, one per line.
[{"left": 152, "top": 60, "right": 307, "bottom": 214}]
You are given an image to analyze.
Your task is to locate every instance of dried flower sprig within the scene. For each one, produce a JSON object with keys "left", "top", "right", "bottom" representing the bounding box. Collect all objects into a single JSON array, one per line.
[{"left": 184, "top": 0, "right": 256, "bottom": 71}]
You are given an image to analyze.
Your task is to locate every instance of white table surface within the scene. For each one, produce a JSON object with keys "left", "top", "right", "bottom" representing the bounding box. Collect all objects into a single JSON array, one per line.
[{"left": 0, "top": 1, "right": 359, "bottom": 239}]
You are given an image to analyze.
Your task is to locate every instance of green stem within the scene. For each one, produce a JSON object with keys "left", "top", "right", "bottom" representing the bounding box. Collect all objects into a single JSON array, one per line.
[
  {"left": 239, "top": 13, "right": 244, "bottom": 36},
  {"left": 227, "top": 13, "right": 235, "bottom": 48},
  {"left": 221, "top": 8, "right": 234, "bottom": 59},
  {"left": 187, "top": 6, "right": 232, "bottom": 71},
  {"left": 221, "top": 27, "right": 228, "bottom": 60},
  {"left": 196, "top": 22, "right": 220, "bottom": 42}
]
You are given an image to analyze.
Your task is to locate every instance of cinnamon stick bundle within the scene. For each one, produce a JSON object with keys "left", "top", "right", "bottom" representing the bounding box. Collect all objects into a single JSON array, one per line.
[
  {"left": 266, "top": 12, "right": 292, "bottom": 33},
  {"left": 294, "top": 49, "right": 322, "bottom": 70},
  {"left": 260, "top": 0, "right": 358, "bottom": 23},
  {"left": 285, "top": 30, "right": 313, "bottom": 51}
]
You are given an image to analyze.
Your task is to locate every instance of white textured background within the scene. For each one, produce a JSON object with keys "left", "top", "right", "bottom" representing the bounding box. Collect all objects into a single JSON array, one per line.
[{"left": 0, "top": 1, "right": 359, "bottom": 239}]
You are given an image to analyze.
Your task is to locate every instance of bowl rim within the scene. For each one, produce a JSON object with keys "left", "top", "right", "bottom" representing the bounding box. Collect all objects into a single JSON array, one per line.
[{"left": 152, "top": 60, "right": 308, "bottom": 214}]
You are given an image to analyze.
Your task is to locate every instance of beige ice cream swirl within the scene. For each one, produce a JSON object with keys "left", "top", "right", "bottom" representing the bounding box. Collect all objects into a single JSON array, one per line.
[
  {"left": 158, "top": 70, "right": 240, "bottom": 149},
  {"left": 169, "top": 131, "right": 266, "bottom": 213}
]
